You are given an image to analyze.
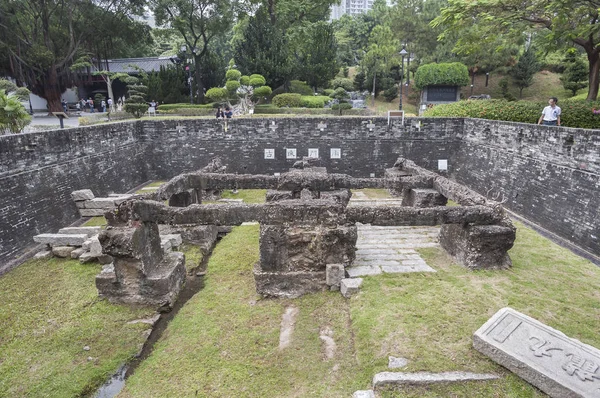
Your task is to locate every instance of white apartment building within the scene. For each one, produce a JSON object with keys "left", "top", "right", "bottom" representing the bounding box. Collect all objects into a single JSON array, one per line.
[{"left": 330, "top": 0, "right": 391, "bottom": 20}]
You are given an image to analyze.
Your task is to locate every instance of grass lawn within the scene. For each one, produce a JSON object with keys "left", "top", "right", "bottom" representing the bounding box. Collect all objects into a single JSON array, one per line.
[
  {"left": 220, "top": 189, "right": 267, "bottom": 204},
  {"left": 0, "top": 258, "right": 155, "bottom": 397},
  {"left": 83, "top": 216, "right": 107, "bottom": 227},
  {"left": 118, "top": 221, "right": 600, "bottom": 397},
  {"left": 352, "top": 188, "right": 393, "bottom": 199}
]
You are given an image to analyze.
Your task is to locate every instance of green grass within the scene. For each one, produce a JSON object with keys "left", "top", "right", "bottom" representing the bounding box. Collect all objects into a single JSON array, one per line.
[
  {"left": 0, "top": 258, "right": 155, "bottom": 397},
  {"left": 119, "top": 221, "right": 600, "bottom": 397},
  {"left": 220, "top": 189, "right": 266, "bottom": 204},
  {"left": 83, "top": 216, "right": 107, "bottom": 227},
  {"left": 181, "top": 243, "right": 204, "bottom": 272},
  {"left": 352, "top": 188, "right": 393, "bottom": 199}
]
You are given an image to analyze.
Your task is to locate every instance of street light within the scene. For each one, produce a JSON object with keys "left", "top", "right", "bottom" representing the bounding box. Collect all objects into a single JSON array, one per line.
[
  {"left": 178, "top": 45, "right": 197, "bottom": 104},
  {"left": 399, "top": 46, "right": 408, "bottom": 111}
]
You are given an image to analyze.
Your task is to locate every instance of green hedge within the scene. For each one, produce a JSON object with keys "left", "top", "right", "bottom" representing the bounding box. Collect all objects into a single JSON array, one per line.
[
  {"left": 414, "top": 62, "right": 470, "bottom": 90},
  {"left": 423, "top": 99, "right": 600, "bottom": 129},
  {"left": 253, "top": 107, "right": 373, "bottom": 116},
  {"left": 299, "top": 95, "right": 332, "bottom": 108},
  {"left": 157, "top": 103, "right": 215, "bottom": 111},
  {"left": 159, "top": 108, "right": 216, "bottom": 116},
  {"left": 272, "top": 93, "right": 303, "bottom": 107}
]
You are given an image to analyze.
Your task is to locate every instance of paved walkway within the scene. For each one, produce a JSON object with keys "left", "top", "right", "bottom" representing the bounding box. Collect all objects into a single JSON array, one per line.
[{"left": 346, "top": 192, "right": 438, "bottom": 276}]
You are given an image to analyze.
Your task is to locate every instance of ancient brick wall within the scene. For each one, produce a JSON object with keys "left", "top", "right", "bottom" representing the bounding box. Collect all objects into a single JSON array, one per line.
[
  {"left": 453, "top": 118, "right": 600, "bottom": 256},
  {"left": 142, "top": 117, "right": 462, "bottom": 178},
  {"left": 0, "top": 124, "right": 149, "bottom": 270}
]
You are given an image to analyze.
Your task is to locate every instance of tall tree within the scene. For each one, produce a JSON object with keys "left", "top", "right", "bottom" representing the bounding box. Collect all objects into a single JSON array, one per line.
[
  {"left": 0, "top": 0, "right": 150, "bottom": 112},
  {"left": 297, "top": 22, "right": 338, "bottom": 90},
  {"left": 561, "top": 50, "right": 589, "bottom": 97},
  {"left": 152, "top": 0, "right": 235, "bottom": 102},
  {"left": 511, "top": 46, "right": 539, "bottom": 98},
  {"left": 433, "top": 0, "right": 600, "bottom": 100}
]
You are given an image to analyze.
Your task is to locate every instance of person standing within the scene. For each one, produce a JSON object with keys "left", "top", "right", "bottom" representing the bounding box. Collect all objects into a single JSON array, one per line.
[
  {"left": 107, "top": 97, "right": 113, "bottom": 112},
  {"left": 101, "top": 99, "right": 106, "bottom": 113},
  {"left": 215, "top": 107, "right": 224, "bottom": 119},
  {"left": 61, "top": 99, "right": 68, "bottom": 113},
  {"left": 538, "top": 97, "right": 561, "bottom": 126},
  {"left": 88, "top": 97, "right": 95, "bottom": 113}
]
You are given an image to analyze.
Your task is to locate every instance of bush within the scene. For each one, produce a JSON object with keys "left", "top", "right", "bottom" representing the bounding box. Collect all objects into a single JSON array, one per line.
[
  {"left": 253, "top": 86, "right": 272, "bottom": 98},
  {"left": 414, "top": 62, "right": 470, "bottom": 90},
  {"left": 252, "top": 106, "right": 373, "bottom": 116},
  {"left": 289, "top": 80, "right": 314, "bottom": 96},
  {"left": 331, "top": 103, "right": 352, "bottom": 111},
  {"left": 383, "top": 86, "right": 398, "bottom": 102},
  {"left": 205, "top": 87, "right": 229, "bottom": 102},
  {"left": 322, "top": 89, "right": 334, "bottom": 96},
  {"left": 299, "top": 95, "right": 331, "bottom": 108},
  {"left": 422, "top": 99, "right": 600, "bottom": 129},
  {"left": 330, "top": 77, "right": 354, "bottom": 91},
  {"left": 250, "top": 75, "right": 267, "bottom": 87},
  {"left": 226, "top": 80, "right": 240, "bottom": 93},
  {"left": 225, "top": 69, "right": 242, "bottom": 81},
  {"left": 272, "top": 93, "right": 302, "bottom": 107},
  {"left": 157, "top": 103, "right": 214, "bottom": 111}
]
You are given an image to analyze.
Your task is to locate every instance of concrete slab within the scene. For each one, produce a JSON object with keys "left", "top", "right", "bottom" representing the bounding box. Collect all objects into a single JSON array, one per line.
[
  {"left": 85, "top": 198, "right": 117, "bottom": 209},
  {"left": 71, "top": 189, "right": 94, "bottom": 201},
  {"left": 79, "top": 208, "right": 106, "bottom": 217},
  {"left": 381, "top": 264, "right": 436, "bottom": 273},
  {"left": 474, "top": 307, "right": 600, "bottom": 398},
  {"left": 373, "top": 371, "right": 499, "bottom": 388},
  {"left": 341, "top": 278, "right": 363, "bottom": 298},
  {"left": 352, "top": 390, "right": 375, "bottom": 398},
  {"left": 58, "top": 226, "right": 102, "bottom": 237},
  {"left": 33, "top": 233, "right": 88, "bottom": 246},
  {"left": 346, "top": 266, "right": 382, "bottom": 277},
  {"left": 389, "top": 356, "right": 409, "bottom": 369}
]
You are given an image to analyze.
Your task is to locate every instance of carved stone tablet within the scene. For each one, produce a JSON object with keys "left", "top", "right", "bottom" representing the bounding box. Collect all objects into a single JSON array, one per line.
[{"left": 473, "top": 307, "right": 600, "bottom": 398}]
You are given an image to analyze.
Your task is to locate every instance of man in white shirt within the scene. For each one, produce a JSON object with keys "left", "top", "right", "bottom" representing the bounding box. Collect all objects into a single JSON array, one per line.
[{"left": 538, "top": 97, "right": 561, "bottom": 126}]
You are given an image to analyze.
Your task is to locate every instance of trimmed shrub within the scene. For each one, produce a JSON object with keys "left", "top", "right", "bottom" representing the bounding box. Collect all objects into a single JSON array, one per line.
[
  {"left": 253, "top": 106, "right": 373, "bottom": 116},
  {"left": 240, "top": 75, "right": 250, "bottom": 86},
  {"left": 249, "top": 75, "right": 267, "bottom": 87},
  {"left": 330, "top": 77, "right": 354, "bottom": 91},
  {"left": 289, "top": 80, "right": 314, "bottom": 96},
  {"left": 422, "top": 99, "right": 600, "bottom": 129},
  {"left": 414, "top": 63, "right": 470, "bottom": 90},
  {"left": 322, "top": 89, "right": 334, "bottom": 96},
  {"left": 205, "top": 87, "right": 229, "bottom": 102},
  {"left": 226, "top": 80, "right": 240, "bottom": 92},
  {"left": 225, "top": 69, "right": 242, "bottom": 81},
  {"left": 331, "top": 103, "right": 352, "bottom": 111},
  {"left": 299, "top": 95, "right": 332, "bottom": 108},
  {"left": 273, "top": 93, "right": 302, "bottom": 107},
  {"left": 157, "top": 103, "right": 214, "bottom": 111},
  {"left": 253, "top": 86, "right": 272, "bottom": 98}
]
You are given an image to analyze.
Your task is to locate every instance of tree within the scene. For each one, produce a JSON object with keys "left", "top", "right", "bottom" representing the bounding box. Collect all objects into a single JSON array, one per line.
[
  {"left": 0, "top": 79, "right": 31, "bottom": 134},
  {"left": 92, "top": 72, "right": 130, "bottom": 112},
  {"left": 433, "top": 0, "right": 600, "bottom": 100},
  {"left": 205, "top": 69, "right": 272, "bottom": 114},
  {"left": 511, "top": 47, "right": 539, "bottom": 98},
  {"left": 360, "top": 25, "right": 400, "bottom": 105},
  {"left": 152, "top": 0, "right": 234, "bottom": 103},
  {"left": 561, "top": 50, "right": 588, "bottom": 97},
  {"left": 0, "top": 0, "right": 150, "bottom": 112},
  {"left": 297, "top": 22, "right": 339, "bottom": 91},
  {"left": 124, "top": 77, "right": 148, "bottom": 118}
]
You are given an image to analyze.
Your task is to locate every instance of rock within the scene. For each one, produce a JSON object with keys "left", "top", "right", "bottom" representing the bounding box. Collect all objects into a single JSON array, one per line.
[
  {"left": 373, "top": 371, "right": 499, "bottom": 388},
  {"left": 353, "top": 391, "right": 375, "bottom": 398},
  {"left": 341, "top": 278, "right": 363, "bottom": 298},
  {"left": 279, "top": 306, "right": 299, "bottom": 350},
  {"left": 88, "top": 235, "right": 103, "bottom": 256},
  {"left": 79, "top": 252, "right": 97, "bottom": 263},
  {"left": 388, "top": 356, "right": 409, "bottom": 369},
  {"left": 79, "top": 208, "right": 107, "bottom": 217},
  {"left": 58, "top": 227, "right": 102, "bottom": 237},
  {"left": 473, "top": 307, "right": 600, "bottom": 398},
  {"left": 71, "top": 189, "right": 95, "bottom": 201},
  {"left": 161, "top": 234, "right": 182, "bottom": 248},
  {"left": 52, "top": 246, "right": 76, "bottom": 258},
  {"left": 33, "top": 234, "right": 88, "bottom": 246},
  {"left": 85, "top": 198, "right": 117, "bottom": 209},
  {"left": 402, "top": 188, "right": 448, "bottom": 207},
  {"left": 34, "top": 250, "right": 52, "bottom": 259},
  {"left": 326, "top": 264, "right": 345, "bottom": 289},
  {"left": 97, "top": 254, "right": 113, "bottom": 265},
  {"left": 83, "top": 346, "right": 90, "bottom": 351},
  {"left": 70, "top": 248, "right": 85, "bottom": 259}
]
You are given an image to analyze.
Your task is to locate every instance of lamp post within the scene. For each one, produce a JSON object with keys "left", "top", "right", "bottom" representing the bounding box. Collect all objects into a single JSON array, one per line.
[
  {"left": 399, "top": 46, "right": 408, "bottom": 111},
  {"left": 485, "top": 72, "right": 489, "bottom": 87},
  {"left": 178, "top": 45, "right": 198, "bottom": 104}
]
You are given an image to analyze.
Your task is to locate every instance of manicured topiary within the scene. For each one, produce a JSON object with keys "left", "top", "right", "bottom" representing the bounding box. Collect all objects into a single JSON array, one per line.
[
  {"left": 124, "top": 76, "right": 148, "bottom": 118},
  {"left": 414, "top": 63, "right": 470, "bottom": 90},
  {"left": 273, "top": 93, "right": 302, "bottom": 107}
]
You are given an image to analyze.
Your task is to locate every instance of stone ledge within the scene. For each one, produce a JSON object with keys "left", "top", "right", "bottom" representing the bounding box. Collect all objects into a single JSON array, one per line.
[{"left": 373, "top": 371, "right": 499, "bottom": 388}]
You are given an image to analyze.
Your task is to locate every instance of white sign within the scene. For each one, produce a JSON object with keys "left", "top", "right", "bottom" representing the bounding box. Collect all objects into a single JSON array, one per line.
[
  {"left": 330, "top": 148, "right": 341, "bottom": 159},
  {"left": 264, "top": 149, "right": 275, "bottom": 159},
  {"left": 438, "top": 159, "right": 448, "bottom": 171},
  {"left": 308, "top": 148, "right": 319, "bottom": 158},
  {"left": 286, "top": 148, "right": 297, "bottom": 159}
]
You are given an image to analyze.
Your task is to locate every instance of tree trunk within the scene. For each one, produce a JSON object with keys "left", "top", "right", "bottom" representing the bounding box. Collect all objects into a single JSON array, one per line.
[
  {"left": 43, "top": 67, "right": 62, "bottom": 113},
  {"left": 586, "top": 49, "right": 599, "bottom": 101},
  {"left": 372, "top": 73, "right": 376, "bottom": 107},
  {"left": 106, "top": 76, "right": 115, "bottom": 112},
  {"left": 194, "top": 55, "right": 203, "bottom": 103}
]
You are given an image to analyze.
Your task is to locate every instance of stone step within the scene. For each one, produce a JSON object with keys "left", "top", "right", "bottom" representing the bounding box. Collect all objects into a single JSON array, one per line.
[
  {"left": 33, "top": 233, "right": 88, "bottom": 246},
  {"left": 346, "top": 266, "right": 382, "bottom": 277},
  {"left": 358, "top": 238, "right": 438, "bottom": 244},
  {"left": 354, "top": 259, "right": 429, "bottom": 267},
  {"left": 381, "top": 264, "right": 436, "bottom": 273},
  {"left": 355, "top": 248, "right": 417, "bottom": 255},
  {"left": 356, "top": 242, "right": 439, "bottom": 249},
  {"left": 373, "top": 372, "right": 500, "bottom": 389},
  {"left": 57, "top": 226, "right": 102, "bottom": 237},
  {"left": 355, "top": 254, "right": 409, "bottom": 261}
]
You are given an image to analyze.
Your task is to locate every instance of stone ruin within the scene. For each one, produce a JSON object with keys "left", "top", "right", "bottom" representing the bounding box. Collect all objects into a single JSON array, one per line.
[{"left": 94, "top": 157, "right": 516, "bottom": 308}]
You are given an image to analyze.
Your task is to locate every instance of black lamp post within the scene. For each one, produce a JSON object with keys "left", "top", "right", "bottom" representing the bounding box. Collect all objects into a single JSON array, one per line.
[
  {"left": 485, "top": 72, "right": 489, "bottom": 87},
  {"left": 177, "top": 45, "right": 198, "bottom": 104},
  {"left": 399, "top": 46, "right": 408, "bottom": 111}
]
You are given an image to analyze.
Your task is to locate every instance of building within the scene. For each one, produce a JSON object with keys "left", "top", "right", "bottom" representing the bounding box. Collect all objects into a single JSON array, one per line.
[{"left": 330, "top": 0, "right": 392, "bottom": 20}]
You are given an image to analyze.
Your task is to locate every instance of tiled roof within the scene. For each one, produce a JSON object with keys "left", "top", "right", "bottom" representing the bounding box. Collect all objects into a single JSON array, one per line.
[{"left": 101, "top": 57, "right": 173, "bottom": 73}]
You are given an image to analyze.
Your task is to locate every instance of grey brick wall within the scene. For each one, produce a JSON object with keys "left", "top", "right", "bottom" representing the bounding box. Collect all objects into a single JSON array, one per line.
[{"left": 1, "top": 116, "right": 598, "bottom": 269}]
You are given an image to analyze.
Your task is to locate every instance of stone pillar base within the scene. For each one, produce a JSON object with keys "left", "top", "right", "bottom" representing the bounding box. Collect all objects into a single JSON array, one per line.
[
  {"left": 402, "top": 188, "right": 448, "bottom": 207},
  {"left": 439, "top": 223, "right": 515, "bottom": 270},
  {"left": 253, "top": 265, "right": 327, "bottom": 298}
]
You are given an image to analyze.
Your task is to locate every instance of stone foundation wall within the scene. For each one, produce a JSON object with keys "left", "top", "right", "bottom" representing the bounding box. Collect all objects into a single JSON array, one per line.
[
  {"left": 453, "top": 119, "right": 600, "bottom": 256},
  {"left": 0, "top": 124, "right": 148, "bottom": 271}
]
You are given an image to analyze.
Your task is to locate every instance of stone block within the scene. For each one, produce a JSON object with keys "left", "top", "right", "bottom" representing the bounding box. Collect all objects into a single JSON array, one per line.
[
  {"left": 34, "top": 250, "right": 52, "bottom": 259},
  {"left": 88, "top": 235, "right": 103, "bottom": 256},
  {"left": 346, "top": 266, "right": 382, "bottom": 277},
  {"left": 79, "top": 208, "right": 106, "bottom": 217},
  {"left": 352, "top": 391, "right": 375, "bottom": 398},
  {"left": 253, "top": 265, "right": 327, "bottom": 298},
  {"left": 403, "top": 188, "right": 448, "bottom": 207},
  {"left": 58, "top": 226, "right": 102, "bottom": 237},
  {"left": 113, "top": 195, "right": 133, "bottom": 205},
  {"left": 266, "top": 190, "right": 293, "bottom": 202},
  {"left": 71, "top": 248, "right": 85, "bottom": 259},
  {"left": 33, "top": 233, "right": 88, "bottom": 246},
  {"left": 259, "top": 224, "right": 357, "bottom": 273},
  {"left": 52, "top": 246, "right": 76, "bottom": 258},
  {"left": 474, "top": 307, "right": 600, "bottom": 398},
  {"left": 439, "top": 223, "right": 515, "bottom": 270},
  {"left": 159, "top": 225, "right": 218, "bottom": 252},
  {"left": 389, "top": 356, "right": 409, "bottom": 369},
  {"left": 373, "top": 372, "right": 499, "bottom": 388},
  {"left": 341, "top": 278, "right": 363, "bottom": 298},
  {"left": 71, "top": 189, "right": 95, "bottom": 201},
  {"left": 161, "top": 234, "right": 183, "bottom": 248},
  {"left": 79, "top": 252, "right": 97, "bottom": 263},
  {"left": 85, "top": 198, "right": 117, "bottom": 209},
  {"left": 326, "top": 264, "right": 345, "bottom": 288}
]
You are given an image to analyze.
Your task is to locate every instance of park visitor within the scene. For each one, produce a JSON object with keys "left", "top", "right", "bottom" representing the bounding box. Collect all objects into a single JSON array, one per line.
[
  {"left": 538, "top": 97, "right": 561, "bottom": 126},
  {"left": 216, "top": 107, "right": 224, "bottom": 119}
]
